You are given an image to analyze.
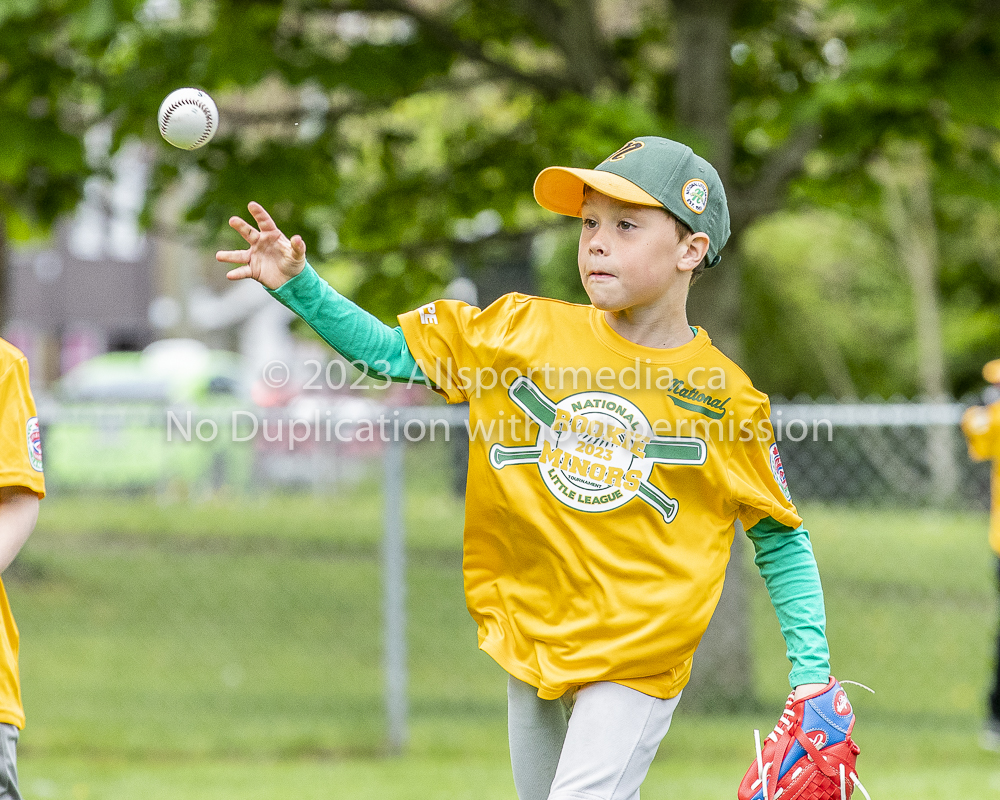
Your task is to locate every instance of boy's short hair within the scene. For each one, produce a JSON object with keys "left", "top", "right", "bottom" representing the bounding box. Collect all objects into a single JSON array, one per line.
[{"left": 533, "top": 136, "right": 731, "bottom": 269}]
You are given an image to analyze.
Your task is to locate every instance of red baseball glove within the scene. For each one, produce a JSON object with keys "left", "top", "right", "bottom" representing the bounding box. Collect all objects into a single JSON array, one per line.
[{"left": 737, "top": 677, "right": 871, "bottom": 800}]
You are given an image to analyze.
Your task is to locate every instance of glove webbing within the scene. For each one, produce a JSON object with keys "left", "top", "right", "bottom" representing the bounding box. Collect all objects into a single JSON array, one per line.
[
  {"left": 793, "top": 727, "right": 841, "bottom": 780},
  {"left": 764, "top": 722, "right": 842, "bottom": 799}
]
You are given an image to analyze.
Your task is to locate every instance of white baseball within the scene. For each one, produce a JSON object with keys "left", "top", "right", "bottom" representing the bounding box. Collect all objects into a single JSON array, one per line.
[{"left": 157, "top": 88, "right": 219, "bottom": 150}]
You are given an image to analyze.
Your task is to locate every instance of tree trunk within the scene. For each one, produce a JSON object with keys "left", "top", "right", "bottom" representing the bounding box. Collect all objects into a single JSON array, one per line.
[
  {"left": 673, "top": 0, "right": 740, "bottom": 359},
  {"left": 669, "top": 0, "right": 755, "bottom": 712},
  {"left": 688, "top": 521, "right": 756, "bottom": 712},
  {"left": 869, "top": 142, "right": 958, "bottom": 502}
]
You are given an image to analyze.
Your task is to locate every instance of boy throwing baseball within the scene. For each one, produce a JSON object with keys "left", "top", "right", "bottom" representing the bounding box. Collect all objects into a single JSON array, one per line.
[{"left": 219, "top": 137, "right": 861, "bottom": 800}]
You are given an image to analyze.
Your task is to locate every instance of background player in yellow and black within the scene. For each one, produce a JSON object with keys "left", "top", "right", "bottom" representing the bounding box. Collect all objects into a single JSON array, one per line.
[
  {"left": 0, "top": 337, "right": 45, "bottom": 800},
  {"left": 218, "top": 137, "right": 861, "bottom": 800},
  {"left": 961, "top": 359, "right": 1000, "bottom": 751}
]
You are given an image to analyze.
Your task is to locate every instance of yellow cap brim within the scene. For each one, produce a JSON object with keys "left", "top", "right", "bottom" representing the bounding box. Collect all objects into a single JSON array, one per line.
[
  {"left": 533, "top": 167, "right": 662, "bottom": 217},
  {"left": 984, "top": 359, "right": 1000, "bottom": 384}
]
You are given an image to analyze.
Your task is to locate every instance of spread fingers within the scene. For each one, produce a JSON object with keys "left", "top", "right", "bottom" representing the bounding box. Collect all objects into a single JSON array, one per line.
[
  {"left": 247, "top": 201, "right": 278, "bottom": 232},
  {"left": 216, "top": 248, "right": 251, "bottom": 264},
  {"left": 228, "top": 215, "right": 260, "bottom": 243},
  {"left": 225, "top": 265, "right": 254, "bottom": 281}
]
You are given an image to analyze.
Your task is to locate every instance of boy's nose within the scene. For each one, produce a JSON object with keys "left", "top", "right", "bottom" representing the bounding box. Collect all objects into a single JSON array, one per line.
[{"left": 588, "top": 230, "right": 609, "bottom": 255}]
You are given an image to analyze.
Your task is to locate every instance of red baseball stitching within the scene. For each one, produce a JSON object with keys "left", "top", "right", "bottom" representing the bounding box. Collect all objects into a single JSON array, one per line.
[{"left": 160, "top": 97, "right": 216, "bottom": 146}]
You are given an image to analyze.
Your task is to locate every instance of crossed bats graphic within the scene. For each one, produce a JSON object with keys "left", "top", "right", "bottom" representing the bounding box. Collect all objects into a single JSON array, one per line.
[{"left": 488, "top": 377, "right": 706, "bottom": 523}]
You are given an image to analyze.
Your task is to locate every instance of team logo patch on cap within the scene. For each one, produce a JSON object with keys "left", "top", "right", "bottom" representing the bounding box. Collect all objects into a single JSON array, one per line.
[
  {"left": 605, "top": 140, "right": 645, "bottom": 162},
  {"left": 769, "top": 443, "right": 790, "bottom": 500},
  {"left": 26, "top": 416, "right": 43, "bottom": 472},
  {"left": 682, "top": 179, "right": 709, "bottom": 214}
]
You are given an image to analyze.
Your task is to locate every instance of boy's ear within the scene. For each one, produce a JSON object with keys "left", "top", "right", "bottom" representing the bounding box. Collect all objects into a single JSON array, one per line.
[{"left": 677, "top": 232, "right": 710, "bottom": 273}]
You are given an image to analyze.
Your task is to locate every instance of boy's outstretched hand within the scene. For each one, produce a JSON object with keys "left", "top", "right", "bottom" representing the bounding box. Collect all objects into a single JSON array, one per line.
[{"left": 216, "top": 201, "right": 307, "bottom": 291}]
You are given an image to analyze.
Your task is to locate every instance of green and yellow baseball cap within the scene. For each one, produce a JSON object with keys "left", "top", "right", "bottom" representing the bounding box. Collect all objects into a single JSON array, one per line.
[{"left": 533, "top": 136, "right": 731, "bottom": 267}]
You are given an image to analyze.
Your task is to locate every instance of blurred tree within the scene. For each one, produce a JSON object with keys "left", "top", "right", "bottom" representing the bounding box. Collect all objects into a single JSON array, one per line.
[
  {"left": 0, "top": 0, "right": 112, "bottom": 328},
  {"left": 870, "top": 141, "right": 957, "bottom": 500},
  {"left": 760, "top": 0, "right": 1000, "bottom": 400}
]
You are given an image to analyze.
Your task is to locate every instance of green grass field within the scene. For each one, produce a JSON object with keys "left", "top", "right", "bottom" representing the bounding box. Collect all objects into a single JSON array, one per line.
[{"left": 9, "top": 443, "right": 1000, "bottom": 798}]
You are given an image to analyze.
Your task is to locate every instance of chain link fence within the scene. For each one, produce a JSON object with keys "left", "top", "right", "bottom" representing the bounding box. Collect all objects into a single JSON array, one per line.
[
  {"left": 21, "top": 395, "right": 994, "bottom": 759},
  {"left": 770, "top": 399, "right": 989, "bottom": 509},
  {"left": 34, "top": 397, "right": 992, "bottom": 509}
]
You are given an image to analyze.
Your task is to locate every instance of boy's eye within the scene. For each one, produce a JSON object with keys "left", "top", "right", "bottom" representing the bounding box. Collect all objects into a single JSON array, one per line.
[
  {"left": 619, "top": 220, "right": 635, "bottom": 231},
  {"left": 583, "top": 218, "right": 597, "bottom": 229}
]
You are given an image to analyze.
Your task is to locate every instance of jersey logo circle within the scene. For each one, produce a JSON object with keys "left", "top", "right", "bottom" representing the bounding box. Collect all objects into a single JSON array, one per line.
[
  {"left": 536, "top": 390, "right": 651, "bottom": 515},
  {"left": 26, "top": 416, "right": 43, "bottom": 472},
  {"left": 487, "top": 378, "right": 708, "bottom": 523},
  {"left": 682, "top": 179, "right": 708, "bottom": 214}
]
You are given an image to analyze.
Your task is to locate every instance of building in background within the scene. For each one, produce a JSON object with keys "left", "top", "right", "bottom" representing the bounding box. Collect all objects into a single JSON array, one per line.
[
  {"left": 2, "top": 136, "right": 296, "bottom": 393},
  {"left": 4, "top": 139, "right": 156, "bottom": 387}
]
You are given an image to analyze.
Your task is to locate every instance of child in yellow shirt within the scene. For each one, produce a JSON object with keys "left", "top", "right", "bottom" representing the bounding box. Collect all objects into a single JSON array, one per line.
[{"left": 219, "top": 137, "right": 846, "bottom": 800}]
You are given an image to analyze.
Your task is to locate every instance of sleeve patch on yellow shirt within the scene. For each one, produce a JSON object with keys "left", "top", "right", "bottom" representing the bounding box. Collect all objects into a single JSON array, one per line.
[
  {"left": 418, "top": 303, "right": 438, "bottom": 324},
  {"left": 26, "top": 416, "right": 43, "bottom": 472},
  {"left": 769, "top": 443, "right": 789, "bottom": 500}
]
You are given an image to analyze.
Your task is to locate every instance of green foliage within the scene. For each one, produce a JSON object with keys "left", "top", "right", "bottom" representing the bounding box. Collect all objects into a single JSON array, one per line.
[
  {"left": 0, "top": 0, "right": 109, "bottom": 238},
  {"left": 742, "top": 209, "right": 914, "bottom": 398},
  {"left": 94, "top": 0, "right": 686, "bottom": 317},
  {"left": 785, "top": 0, "right": 1000, "bottom": 396},
  {"left": 4, "top": 0, "right": 999, "bottom": 394},
  {"left": 99, "top": 0, "right": 998, "bottom": 397}
]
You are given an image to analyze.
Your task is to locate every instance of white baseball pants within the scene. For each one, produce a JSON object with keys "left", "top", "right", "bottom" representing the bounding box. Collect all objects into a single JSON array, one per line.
[{"left": 507, "top": 674, "right": 681, "bottom": 800}]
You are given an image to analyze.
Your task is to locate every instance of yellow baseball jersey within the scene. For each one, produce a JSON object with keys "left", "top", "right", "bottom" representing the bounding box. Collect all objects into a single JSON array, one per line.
[
  {"left": 399, "top": 294, "right": 800, "bottom": 700},
  {"left": 0, "top": 338, "right": 44, "bottom": 728},
  {"left": 961, "top": 402, "right": 1000, "bottom": 556}
]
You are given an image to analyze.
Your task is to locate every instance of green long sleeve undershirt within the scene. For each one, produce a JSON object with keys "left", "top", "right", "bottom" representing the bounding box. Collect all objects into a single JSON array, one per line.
[
  {"left": 268, "top": 262, "right": 424, "bottom": 382},
  {"left": 270, "top": 263, "right": 831, "bottom": 687},
  {"left": 745, "top": 517, "right": 830, "bottom": 686}
]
